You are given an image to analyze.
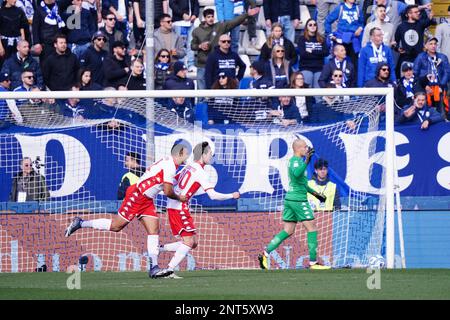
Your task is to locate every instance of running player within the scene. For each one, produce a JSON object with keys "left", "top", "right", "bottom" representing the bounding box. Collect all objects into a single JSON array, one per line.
[
  {"left": 157, "top": 141, "right": 240, "bottom": 278},
  {"left": 64, "top": 142, "right": 190, "bottom": 278},
  {"left": 258, "top": 138, "right": 331, "bottom": 270}
]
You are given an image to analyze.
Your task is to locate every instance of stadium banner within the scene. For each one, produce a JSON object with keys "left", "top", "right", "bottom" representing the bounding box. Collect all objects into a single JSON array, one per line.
[{"left": 0, "top": 122, "right": 449, "bottom": 204}]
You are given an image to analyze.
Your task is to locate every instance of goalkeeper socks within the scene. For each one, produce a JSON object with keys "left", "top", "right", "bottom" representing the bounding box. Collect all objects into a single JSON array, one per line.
[
  {"left": 147, "top": 235, "right": 159, "bottom": 267},
  {"left": 82, "top": 219, "right": 111, "bottom": 230},
  {"left": 266, "top": 230, "right": 290, "bottom": 253},
  {"left": 307, "top": 231, "right": 318, "bottom": 262},
  {"left": 168, "top": 243, "right": 191, "bottom": 270},
  {"left": 162, "top": 241, "right": 182, "bottom": 252}
]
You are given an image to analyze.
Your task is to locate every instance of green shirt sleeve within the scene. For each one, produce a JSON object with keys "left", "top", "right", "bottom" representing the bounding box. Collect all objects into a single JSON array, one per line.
[{"left": 291, "top": 158, "right": 307, "bottom": 178}]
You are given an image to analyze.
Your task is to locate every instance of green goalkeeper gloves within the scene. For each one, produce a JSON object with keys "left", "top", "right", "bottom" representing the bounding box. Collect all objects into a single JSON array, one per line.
[
  {"left": 312, "top": 191, "right": 327, "bottom": 203},
  {"left": 305, "top": 147, "right": 315, "bottom": 164}
]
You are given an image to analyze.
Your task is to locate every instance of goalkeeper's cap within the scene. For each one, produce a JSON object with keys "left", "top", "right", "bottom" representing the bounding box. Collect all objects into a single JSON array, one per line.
[{"left": 314, "top": 158, "right": 328, "bottom": 169}]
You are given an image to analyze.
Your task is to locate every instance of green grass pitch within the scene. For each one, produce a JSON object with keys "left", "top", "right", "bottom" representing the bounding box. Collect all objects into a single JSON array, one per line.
[{"left": 1, "top": 269, "right": 449, "bottom": 300}]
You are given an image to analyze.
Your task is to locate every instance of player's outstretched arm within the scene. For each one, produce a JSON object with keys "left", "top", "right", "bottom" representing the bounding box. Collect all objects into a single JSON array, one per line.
[{"left": 206, "top": 189, "right": 240, "bottom": 201}]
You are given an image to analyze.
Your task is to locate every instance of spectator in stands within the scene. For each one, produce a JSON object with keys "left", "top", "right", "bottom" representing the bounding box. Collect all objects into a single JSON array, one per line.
[
  {"left": 319, "top": 44, "right": 356, "bottom": 88},
  {"left": 398, "top": 91, "right": 444, "bottom": 128},
  {"left": 32, "top": 0, "right": 66, "bottom": 63},
  {"left": 58, "top": 85, "right": 86, "bottom": 121},
  {"left": 100, "top": 11, "right": 127, "bottom": 54},
  {"left": 362, "top": 4, "right": 395, "bottom": 48},
  {"left": 249, "top": 60, "right": 273, "bottom": 89},
  {"left": 263, "top": 0, "right": 300, "bottom": 43},
  {"left": 117, "top": 151, "right": 145, "bottom": 200},
  {"left": 126, "top": 58, "right": 146, "bottom": 90},
  {"left": 307, "top": 158, "right": 341, "bottom": 212},
  {"left": 358, "top": 27, "right": 395, "bottom": 87},
  {"left": 80, "top": 31, "right": 108, "bottom": 86},
  {"left": 317, "top": 0, "right": 340, "bottom": 36},
  {"left": 77, "top": 67, "right": 103, "bottom": 90},
  {"left": 413, "top": 37, "right": 449, "bottom": 119},
  {"left": 191, "top": 6, "right": 259, "bottom": 89},
  {"left": 0, "top": 0, "right": 28, "bottom": 65},
  {"left": 394, "top": 4, "right": 434, "bottom": 79},
  {"left": 325, "top": 0, "right": 364, "bottom": 69},
  {"left": 102, "top": 40, "right": 130, "bottom": 88},
  {"left": 9, "top": 156, "right": 50, "bottom": 202},
  {"left": 395, "top": 62, "right": 424, "bottom": 110},
  {"left": 42, "top": 34, "right": 79, "bottom": 91},
  {"left": 364, "top": 0, "right": 406, "bottom": 30},
  {"left": 155, "top": 49, "right": 172, "bottom": 90},
  {"left": 16, "top": 0, "right": 34, "bottom": 27},
  {"left": 435, "top": 6, "right": 450, "bottom": 67},
  {"left": 154, "top": 14, "right": 186, "bottom": 63},
  {"left": 266, "top": 44, "right": 293, "bottom": 89},
  {"left": 208, "top": 72, "right": 238, "bottom": 124},
  {"left": 0, "top": 72, "right": 23, "bottom": 129},
  {"left": 170, "top": 0, "right": 199, "bottom": 71},
  {"left": 297, "top": 19, "right": 329, "bottom": 89},
  {"left": 259, "top": 23, "right": 297, "bottom": 65},
  {"left": 205, "top": 33, "right": 246, "bottom": 89},
  {"left": 102, "top": 0, "right": 130, "bottom": 38},
  {"left": 166, "top": 96, "right": 194, "bottom": 123},
  {"left": 364, "top": 62, "right": 395, "bottom": 88},
  {"left": 1, "top": 40, "right": 44, "bottom": 90},
  {"left": 132, "top": 0, "right": 168, "bottom": 48},
  {"left": 268, "top": 96, "right": 302, "bottom": 126},
  {"left": 62, "top": 0, "right": 97, "bottom": 59},
  {"left": 290, "top": 71, "right": 314, "bottom": 122},
  {"left": 13, "top": 70, "right": 35, "bottom": 98},
  {"left": 163, "top": 60, "right": 194, "bottom": 90}
]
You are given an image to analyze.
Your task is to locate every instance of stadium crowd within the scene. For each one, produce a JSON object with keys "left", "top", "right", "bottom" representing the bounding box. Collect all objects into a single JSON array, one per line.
[{"left": 0, "top": 0, "right": 449, "bottom": 128}]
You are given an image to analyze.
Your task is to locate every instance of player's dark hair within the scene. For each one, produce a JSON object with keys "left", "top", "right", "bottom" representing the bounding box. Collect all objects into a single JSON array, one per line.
[
  {"left": 193, "top": 142, "right": 210, "bottom": 161},
  {"left": 203, "top": 8, "right": 215, "bottom": 17},
  {"left": 171, "top": 141, "right": 188, "bottom": 156}
]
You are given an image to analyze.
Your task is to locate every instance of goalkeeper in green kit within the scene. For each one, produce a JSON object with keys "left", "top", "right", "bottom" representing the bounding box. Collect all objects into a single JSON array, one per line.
[{"left": 258, "top": 138, "right": 331, "bottom": 270}]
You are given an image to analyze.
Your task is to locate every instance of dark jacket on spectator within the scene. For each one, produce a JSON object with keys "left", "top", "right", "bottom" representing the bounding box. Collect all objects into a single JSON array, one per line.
[
  {"left": 398, "top": 103, "right": 444, "bottom": 126},
  {"left": 100, "top": 26, "right": 127, "bottom": 54},
  {"left": 364, "top": 63, "right": 396, "bottom": 88},
  {"left": 319, "top": 58, "right": 356, "bottom": 88},
  {"left": 127, "top": 73, "right": 146, "bottom": 90},
  {"left": 413, "top": 52, "right": 449, "bottom": 88},
  {"left": 102, "top": 54, "right": 130, "bottom": 88},
  {"left": 1, "top": 53, "right": 45, "bottom": 89},
  {"left": 170, "top": 0, "right": 200, "bottom": 22},
  {"left": 9, "top": 170, "right": 50, "bottom": 202},
  {"left": 62, "top": 5, "right": 97, "bottom": 45},
  {"left": 155, "top": 62, "right": 171, "bottom": 90},
  {"left": 42, "top": 50, "right": 80, "bottom": 90},
  {"left": 263, "top": 0, "right": 300, "bottom": 22},
  {"left": 80, "top": 45, "right": 108, "bottom": 84},
  {"left": 166, "top": 98, "right": 195, "bottom": 123},
  {"left": 259, "top": 37, "right": 297, "bottom": 64},
  {"left": 297, "top": 35, "right": 329, "bottom": 73},
  {"left": 395, "top": 75, "right": 425, "bottom": 109},
  {"left": 163, "top": 74, "right": 195, "bottom": 91},
  {"left": 204, "top": 46, "right": 246, "bottom": 89}
]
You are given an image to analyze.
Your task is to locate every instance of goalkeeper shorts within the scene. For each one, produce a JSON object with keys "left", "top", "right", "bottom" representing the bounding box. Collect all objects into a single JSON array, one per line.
[{"left": 283, "top": 199, "right": 314, "bottom": 222}]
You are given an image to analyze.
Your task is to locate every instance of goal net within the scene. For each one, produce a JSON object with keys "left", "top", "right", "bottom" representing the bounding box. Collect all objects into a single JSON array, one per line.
[{"left": 0, "top": 88, "right": 397, "bottom": 272}]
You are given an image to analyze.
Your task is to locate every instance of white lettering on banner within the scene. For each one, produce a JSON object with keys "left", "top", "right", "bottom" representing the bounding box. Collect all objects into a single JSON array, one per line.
[
  {"left": 238, "top": 133, "right": 313, "bottom": 194},
  {"left": 339, "top": 131, "right": 413, "bottom": 194},
  {"left": 15, "top": 134, "right": 91, "bottom": 197},
  {"left": 437, "top": 132, "right": 450, "bottom": 190}
]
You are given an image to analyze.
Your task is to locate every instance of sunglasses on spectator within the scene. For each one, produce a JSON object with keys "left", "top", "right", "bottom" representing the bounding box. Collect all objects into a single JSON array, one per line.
[
  {"left": 160, "top": 54, "right": 169, "bottom": 58},
  {"left": 96, "top": 38, "right": 106, "bottom": 42},
  {"left": 276, "top": 50, "right": 285, "bottom": 53},
  {"left": 220, "top": 40, "right": 231, "bottom": 43},
  {"left": 219, "top": 75, "right": 227, "bottom": 79},
  {"left": 333, "top": 74, "right": 343, "bottom": 77},
  {"left": 23, "top": 164, "right": 31, "bottom": 167},
  {"left": 107, "top": 17, "right": 116, "bottom": 21},
  {"left": 308, "top": 23, "right": 317, "bottom": 27},
  {"left": 381, "top": 67, "right": 389, "bottom": 71},
  {"left": 24, "top": 76, "right": 34, "bottom": 79},
  {"left": 163, "top": 20, "right": 172, "bottom": 23}
]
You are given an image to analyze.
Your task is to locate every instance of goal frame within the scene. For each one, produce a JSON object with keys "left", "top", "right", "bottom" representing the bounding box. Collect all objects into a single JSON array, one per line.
[{"left": 1, "top": 87, "right": 399, "bottom": 269}]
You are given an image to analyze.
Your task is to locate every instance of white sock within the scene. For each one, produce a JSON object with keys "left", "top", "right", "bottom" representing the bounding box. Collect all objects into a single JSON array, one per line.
[
  {"left": 162, "top": 241, "right": 182, "bottom": 252},
  {"left": 82, "top": 219, "right": 111, "bottom": 230},
  {"left": 147, "top": 235, "right": 159, "bottom": 267},
  {"left": 168, "top": 243, "right": 191, "bottom": 270}
]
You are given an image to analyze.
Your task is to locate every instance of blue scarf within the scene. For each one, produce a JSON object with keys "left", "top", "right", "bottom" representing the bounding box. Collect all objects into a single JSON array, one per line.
[
  {"left": 40, "top": 1, "right": 65, "bottom": 28},
  {"left": 155, "top": 62, "right": 170, "bottom": 71}
]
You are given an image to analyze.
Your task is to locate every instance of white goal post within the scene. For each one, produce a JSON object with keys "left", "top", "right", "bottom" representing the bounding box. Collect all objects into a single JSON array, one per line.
[{"left": 0, "top": 87, "right": 400, "bottom": 270}]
